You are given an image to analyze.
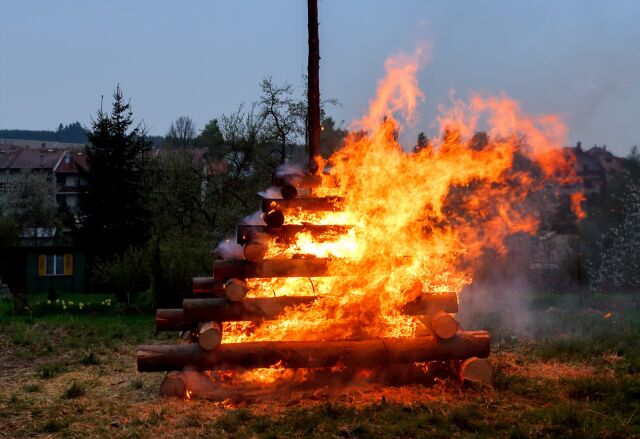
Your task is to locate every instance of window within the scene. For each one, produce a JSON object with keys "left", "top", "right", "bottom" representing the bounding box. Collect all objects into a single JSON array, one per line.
[
  {"left": 46, "top": 255, "right": 64, "bottom": 275},
  {"left": 38, "top": 254, "right": 73, "bottom": 276}
]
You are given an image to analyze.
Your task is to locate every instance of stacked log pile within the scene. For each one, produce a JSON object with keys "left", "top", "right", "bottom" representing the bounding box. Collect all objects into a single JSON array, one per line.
[{"left": 136, "top": 172, "right": 492, "bottom": 397}]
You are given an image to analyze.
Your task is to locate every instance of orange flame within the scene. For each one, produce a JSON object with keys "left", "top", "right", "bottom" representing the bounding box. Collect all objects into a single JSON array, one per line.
[{"left": 224, "top": 51, "right": 582, "bottom": 350}]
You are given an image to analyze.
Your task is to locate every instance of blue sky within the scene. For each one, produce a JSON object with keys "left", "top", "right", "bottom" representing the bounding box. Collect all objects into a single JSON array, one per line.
[{"left": 1, "top": 0, "right": 638, "bottom": 155}]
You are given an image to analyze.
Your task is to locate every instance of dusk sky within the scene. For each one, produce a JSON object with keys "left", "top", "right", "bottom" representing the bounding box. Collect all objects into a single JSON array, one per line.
[{"left": 1, "top": 1, "right": 638, "bottom": 155}]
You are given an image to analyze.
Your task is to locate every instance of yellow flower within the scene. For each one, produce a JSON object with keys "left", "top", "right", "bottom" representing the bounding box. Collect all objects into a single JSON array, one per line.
[
  {"left": 62, "top": 305, "right": 67, "bottom": 310},
  {"left": 47, "top": 300, "right": 51, "bottom": 304}
]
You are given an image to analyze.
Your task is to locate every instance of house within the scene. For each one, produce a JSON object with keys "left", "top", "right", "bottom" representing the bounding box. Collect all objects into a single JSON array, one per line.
[
  {"left": 0, "top": 145, "right": 87, "bottom": 213},
  {"left": 53, "top": 150, "right": 88, "bottom": 212},
  {"left": 0, "top": 144, "right": 87, "bottom": 295}
]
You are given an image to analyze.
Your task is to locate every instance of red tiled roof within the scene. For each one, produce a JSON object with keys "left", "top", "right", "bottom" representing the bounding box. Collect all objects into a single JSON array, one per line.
[
  {"left": 54, "top": 151, "right": 88, "bottom": 173},
  {"left": 8, "top": 148, "right": 65, "bottom": 170}
]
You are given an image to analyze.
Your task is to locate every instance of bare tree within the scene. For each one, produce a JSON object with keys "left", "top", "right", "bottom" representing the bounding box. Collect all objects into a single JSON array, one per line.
[
  {"left": 166, "top": 116, "right": 197, "bottom": 148},
  {"left": 259, "top": 77, "right": 305, "bottom": 164}
]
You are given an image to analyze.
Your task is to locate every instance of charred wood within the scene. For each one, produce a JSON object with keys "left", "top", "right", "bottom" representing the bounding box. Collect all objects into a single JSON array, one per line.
[
  {"left": 259, "top": 196, "right": 344, "bottom": 213},
  {"left": 213, "top": 258, "right": 333, "bottom": 280},
  {"left": 237, "top": 224, "right": 352, "bottom": 245},
  {"left": 192, "top": 277, "right": 225, "bottom": 296}
]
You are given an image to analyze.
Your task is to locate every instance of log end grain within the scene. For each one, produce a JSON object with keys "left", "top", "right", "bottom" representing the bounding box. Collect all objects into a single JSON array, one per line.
[
  {"left": 198, "top": 321, "right": 223, "bottom": 351},
  {"left": 160, "top": 371, "right": 187, "bottom": 398},
  {"left": 459, "top": 357, "right": 493, "bottom": 388}
]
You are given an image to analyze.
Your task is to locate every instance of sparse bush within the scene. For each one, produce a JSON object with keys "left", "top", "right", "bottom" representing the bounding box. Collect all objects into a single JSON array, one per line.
[
  {"left": 37, "top": 363, "right": 67, "bottom": 379},
  {"left": 61, "top": 381, "right": 86, "bottom": 399},
  {"left": 92, "top": 246, "right": 150, "bottom": 304}
]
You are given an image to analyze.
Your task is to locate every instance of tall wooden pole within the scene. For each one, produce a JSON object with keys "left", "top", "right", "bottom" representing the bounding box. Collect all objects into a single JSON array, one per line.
[{"left": 307, "top": 0, "right": 321, "bottom": 173}]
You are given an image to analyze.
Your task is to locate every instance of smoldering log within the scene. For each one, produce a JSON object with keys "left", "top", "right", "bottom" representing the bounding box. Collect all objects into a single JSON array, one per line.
[
  {"left": 237, "top": 224, "right": 352, "bottom": 245},
  {"left": 192, "top": 277, "right": 225, "bottom": 295},
  {"left": 259, "top": 196, "right": 344, "bottom": 213},
  {"left": 213, "top": 258, "right": 333, "bottom": 280},
  {"left": 137, "top": 331, "right": 490, "bottom": 372},
  {"left": 182, "top": 296, "right": 318, "bottom": 323}
]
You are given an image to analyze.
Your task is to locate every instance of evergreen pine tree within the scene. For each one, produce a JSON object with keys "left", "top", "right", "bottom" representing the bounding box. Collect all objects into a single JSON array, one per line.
[{"left": 78, "top": 85, "right": 152, "bottom": 259}]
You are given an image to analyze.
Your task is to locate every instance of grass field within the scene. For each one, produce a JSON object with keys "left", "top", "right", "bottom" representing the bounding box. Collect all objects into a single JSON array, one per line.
[{"left": 1, "top": 292, "right": 639, "bottom": 438}]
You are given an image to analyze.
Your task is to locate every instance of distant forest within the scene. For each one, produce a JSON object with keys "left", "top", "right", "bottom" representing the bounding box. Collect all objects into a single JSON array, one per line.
[{"left": 1, "top": 121, "right": 164, "bottom": 146}]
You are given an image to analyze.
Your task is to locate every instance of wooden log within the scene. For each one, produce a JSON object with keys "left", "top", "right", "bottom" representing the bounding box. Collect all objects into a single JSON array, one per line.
[
  {"left": 259, "top": 196, "right": 344, "bottom": 213},
  {"left": 272, "top": 173, "right": 323, "bottom": 188},
  {"left": 307, "top": 0, "right": 321, "bottom": 172},
  {"left": 401, "top": 292, "right": 458, "bottom": 314},
  {"left": 263, "top": 208, "right": 285, "bottom": 228},
  {"left": 192, "top": 277, "right": 225, "bottom": 295},
  {"left": 137, "top": 331, "right": 490, "bottom": 372},
  {"left": 280, "top": 184, "right": 298, "bottom": 200},
  {"left": 182, "top": 296, "right": 318, "bottom": 323},
  {"left": 243, "top": 241, "right": 268, "bottom": 262},
  {"left": 155, "top": 309, "right": 186, "bottom": 332},
  {"left": 180, "top": 330, "right": 195, "bottom": 344},
  {"left": 214, "top": 258, "right": 333, "bottom": 280},
  {"left": 458, "top": 357, "right": 493, "bottom": 387},
  {"left": 428, "top": 311, "right": 459, "bottom": 340},
  {"left": 198, "top": 321, "right": 223, "bottom": 351},
  {"left": 157, "top": 293, "right": 456, "bottom": 332},
  {"left": 160, "top": 371, "right": 187, "bottom": 397},
  {"left": 225, "top": 278, "right": 249, "bottom": 302},
  {"left": 237, "top": 224, "right": 351, "bottom": 245}
]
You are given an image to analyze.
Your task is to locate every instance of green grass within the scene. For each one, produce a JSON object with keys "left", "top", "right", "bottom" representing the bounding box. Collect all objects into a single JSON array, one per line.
[{"left": 1, "top": 292, "right": 640, "bottom": 438}]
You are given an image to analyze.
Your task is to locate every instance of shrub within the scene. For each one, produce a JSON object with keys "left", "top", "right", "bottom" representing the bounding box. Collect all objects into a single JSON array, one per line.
[{"left": 92, "top": 247, "right": 150, "bottom": 304}]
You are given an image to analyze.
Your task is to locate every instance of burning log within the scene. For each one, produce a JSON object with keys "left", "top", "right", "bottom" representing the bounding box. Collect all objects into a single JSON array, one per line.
[
  {"left": 153, "top": 293, "right": 457, "bottom": 331},
  {"left": 260, "top": 196, "right": 344, "bottom": 213},
  {"left": 237, "top": 224, "right": 352, "bottom": 245},
  {"left": 263, "top": 206, "right": 285, "bottom": 228},
  {"left": 401, "top": 292, "right": 458, "bottom": 314},
  {"left": 428, "top": 311, "right": 459, "bottom": 340},
  {"left": 214, "top": 258, "right": 333, "bottom": 280},
  {"left": 182, "top": 296, "right": 318, "bottom": 323},
  {"left": 160, "top": 371, "right": 187, "bottom": 398},
  {"left": 225, "top": 278, "right": 249, "bottom": 302},
  {"left": 243, "top": 241, "right": 268, "bottom": 262},
  {"left": 280, "top": 184, "right": 298, "bottom": 200},
  {"left": 192, "top": 277, "right": 225, "bottom": 295},
  {"left": 137, "top": 331, "right": 489, "bottom": 372},
  {"left": 198, "top": 321, "right": 223, "bottom": 351}
]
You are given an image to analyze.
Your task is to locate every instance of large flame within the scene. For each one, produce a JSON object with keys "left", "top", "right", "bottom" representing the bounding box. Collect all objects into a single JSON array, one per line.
[{"left": 224, "top": 50, "right": 581, "bottom": 346}]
